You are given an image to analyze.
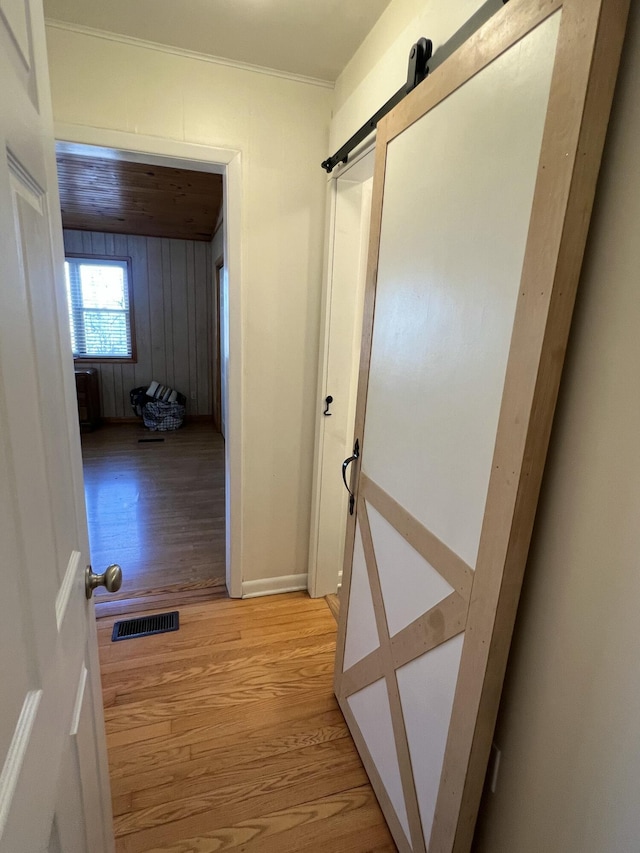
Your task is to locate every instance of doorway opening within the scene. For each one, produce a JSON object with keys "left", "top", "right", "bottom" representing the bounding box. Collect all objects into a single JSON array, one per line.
[
  {"left": 54, "top": 136, "right": 242, "bottom": 610},
  {"left": 308, "top": 144, "right": 375, "bottom": 602}
]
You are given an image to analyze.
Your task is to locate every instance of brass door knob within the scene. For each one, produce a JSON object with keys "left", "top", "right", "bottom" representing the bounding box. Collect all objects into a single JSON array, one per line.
[{"left": 85, "top": 564, "right": 123, "bottom": 599}]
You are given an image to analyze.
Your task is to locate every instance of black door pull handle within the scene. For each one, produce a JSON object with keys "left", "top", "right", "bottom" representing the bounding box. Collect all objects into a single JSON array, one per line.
[
  {"left": 341, "top": 438, "right": 360, "bottom": 515},
  {"left": 324, "top": 395, "right": 333, "bottom": 416}
]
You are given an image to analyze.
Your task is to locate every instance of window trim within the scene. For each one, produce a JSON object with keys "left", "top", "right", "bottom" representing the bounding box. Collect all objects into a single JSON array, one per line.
[{"left": 66, "top": 253, "right": 137, "bottom": 364}]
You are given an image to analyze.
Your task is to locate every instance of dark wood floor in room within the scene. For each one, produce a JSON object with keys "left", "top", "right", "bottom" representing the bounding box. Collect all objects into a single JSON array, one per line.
[
  {"left": 82, "top": 422, "right": 226, "bottom": 604},
  {"left": 98, "top": 592, "right": 395, "bottom": 852}
]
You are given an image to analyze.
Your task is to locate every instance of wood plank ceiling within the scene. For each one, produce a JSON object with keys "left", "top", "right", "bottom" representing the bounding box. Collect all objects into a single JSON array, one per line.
[{"left": 56, "top": 154, "right": 223, "bottom": 241}]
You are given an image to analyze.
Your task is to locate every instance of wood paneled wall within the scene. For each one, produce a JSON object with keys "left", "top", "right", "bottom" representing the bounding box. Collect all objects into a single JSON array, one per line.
[{"left": 64, "top": 230, "right": 213, "bottom": 418}]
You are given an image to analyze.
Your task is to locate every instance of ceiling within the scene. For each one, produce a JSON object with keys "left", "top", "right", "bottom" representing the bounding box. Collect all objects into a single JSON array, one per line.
[
  {"left": 57, "top": 154, "right": 223, "bottom": 241},
  {"left": 43, "top": 0, "right": 393, "bottom": 82}
]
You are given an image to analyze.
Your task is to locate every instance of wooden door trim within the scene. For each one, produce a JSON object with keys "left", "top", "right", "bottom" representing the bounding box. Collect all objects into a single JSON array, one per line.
[
  {"left": 341, "top": 699, "right": 413, "bottom": 853},
  {"left": 340, "top": 588, "right": 467, "bottom": 701},
  {"left": 339, "top": 647, "right": 384, "bottom": 699},
  {"left": 389, "top": 592, "right": 467, "bottom": 671},
  {"left": 361, "top": 474, "right": 473, "bottom": 600},
  {"left": 335, "top": 1, "right": 630, "bottom": 851},
  {"left": 211, "top": 255, "right": 223, "bottom": 432},
  {"left": 356, "top": 497, "right": 425, "bottom": 852}
]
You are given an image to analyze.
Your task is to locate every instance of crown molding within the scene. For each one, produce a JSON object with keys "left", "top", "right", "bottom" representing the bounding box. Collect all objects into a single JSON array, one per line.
[{"left": 44, "top": 18, "right": 335, "bottom": 90}]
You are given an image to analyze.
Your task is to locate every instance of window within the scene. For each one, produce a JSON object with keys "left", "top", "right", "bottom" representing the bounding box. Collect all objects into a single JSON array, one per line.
[{"left": 64, "top": 255, "right": 135, "bottom": 361}]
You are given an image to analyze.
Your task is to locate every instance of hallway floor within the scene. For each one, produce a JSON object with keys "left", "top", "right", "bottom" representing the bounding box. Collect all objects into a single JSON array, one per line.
[
  {"left": 97, "top": 592, "right": 395, "bottom": 852},
  {"left": 82, "top": 422, "right": 226, "bottom": 606}
]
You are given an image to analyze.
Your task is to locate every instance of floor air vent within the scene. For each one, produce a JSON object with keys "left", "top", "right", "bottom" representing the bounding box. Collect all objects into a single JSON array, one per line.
[{"left": 111, "top": 611, "right": 179, "bottom": 642}]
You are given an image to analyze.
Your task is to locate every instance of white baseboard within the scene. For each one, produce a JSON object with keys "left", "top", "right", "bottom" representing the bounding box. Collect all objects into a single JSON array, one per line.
[{"left": 241, "top": 573, "right": 308, "bottom": 599}]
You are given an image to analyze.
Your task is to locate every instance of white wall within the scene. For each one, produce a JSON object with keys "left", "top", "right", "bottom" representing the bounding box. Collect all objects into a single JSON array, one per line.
[
  {"left": 332, "top": 1, "right": 640, "bottom": 850},
  {"left": 46, "top": 24, "right": 333, "bottom": 584}
]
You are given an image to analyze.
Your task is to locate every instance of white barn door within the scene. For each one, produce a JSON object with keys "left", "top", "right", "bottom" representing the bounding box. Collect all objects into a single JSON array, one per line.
[
  {"left": 334, "top": 1, "right": 629, "bottom": 852},
  {"left": 0, "top": 1, "right": 114, "bottom": 850}
]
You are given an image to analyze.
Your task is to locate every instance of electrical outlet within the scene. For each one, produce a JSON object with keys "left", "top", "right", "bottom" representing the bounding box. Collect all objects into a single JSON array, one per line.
[
  {"left": 190, "top": 392, "right": 197, "bottom": 400},
  {"left": 489, "top": 743, "right": 502, "bottom": 794}
]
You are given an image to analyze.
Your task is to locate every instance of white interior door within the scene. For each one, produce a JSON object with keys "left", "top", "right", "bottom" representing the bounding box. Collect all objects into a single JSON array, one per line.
[
  {"left": 0, "top": 1, "right": 114, "bottom": 850},
  {"left": 335, "top": 1, "right": 629, "bottom": 852},
  {"left": 309, "top": 152, "right": 373, "bottom": 598}
]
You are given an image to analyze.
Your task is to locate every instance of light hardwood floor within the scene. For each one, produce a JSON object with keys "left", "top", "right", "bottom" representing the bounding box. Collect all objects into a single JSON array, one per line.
[
  {"left": 98, "top": 592, "right": 396, "bottom": 852},
  {"left": 82, "top": 422, "right": 226, "bottom": 605}
]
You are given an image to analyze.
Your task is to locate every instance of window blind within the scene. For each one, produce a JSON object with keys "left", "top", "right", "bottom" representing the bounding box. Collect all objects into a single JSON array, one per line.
[{"left": 64, "top": 257, "right": 133, "bottom": 359}]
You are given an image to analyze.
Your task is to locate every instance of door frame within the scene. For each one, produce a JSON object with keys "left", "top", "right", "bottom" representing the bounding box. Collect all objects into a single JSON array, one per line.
[
  {"left": 308, "top": 140, "right": 375, "bottom": 599},
  {"left": 55, "top": 124, "right": 243, "bottom": 598},
  {"left": 211, "top": 254, "right": 224, "bottom": 434}
]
